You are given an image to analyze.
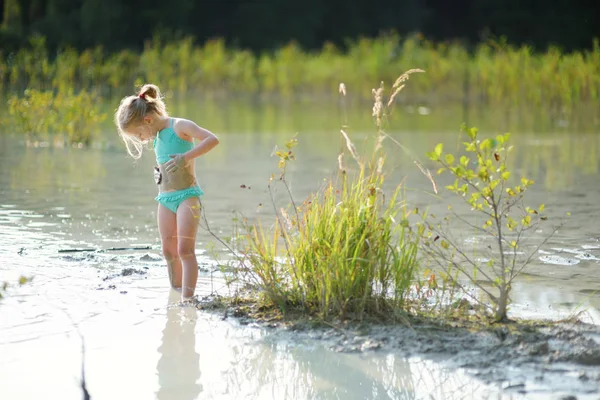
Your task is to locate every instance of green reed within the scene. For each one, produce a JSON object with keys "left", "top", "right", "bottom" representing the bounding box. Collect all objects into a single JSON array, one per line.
[
  {"left": 1, "top": 33, "right": 598, "bottom": 110},
  {"left": 234, "top": 71, "right": 424, "bottom": 321},
  {"left": 238, "top": 139, "right": 420, "bottom": 321}
]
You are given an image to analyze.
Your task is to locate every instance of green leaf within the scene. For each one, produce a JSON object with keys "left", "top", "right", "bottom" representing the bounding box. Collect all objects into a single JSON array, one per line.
[
  {"left": 441, "top": 240, "right": 449, "bottom": 249},
  {"left": 434, "top": 143, "right": 443, "bottom": 158},
  {"left": 480, "top": 138, "right": 492, "bottom": 151},
  {"left": 445, "top": 154, "right": 455, "bottom": 165},
  {"left": 454, "top": 166, "right": 465, "bottom": 177},
  {"left": 521, "top": 177, "right": 533, "bottom": 186},
  {"left": 460, "top": 156, "right": 469, "bottom": 167},
  {"left": 467, "top": 127, "right": 478, "bottom": 140},
  {"left": 426, "top": 151, "right": 438, "bottom": 161},
  {"left": 501, "top": 171, "right": 511, "bottom": 180},
  {"left": 539, "top": 204, "right": 545, "bottom": 212}
]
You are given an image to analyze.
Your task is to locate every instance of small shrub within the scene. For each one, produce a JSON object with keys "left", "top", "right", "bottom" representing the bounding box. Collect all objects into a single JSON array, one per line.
[{"left": 417, "top": 125, "right": 566, "bottom": 321}]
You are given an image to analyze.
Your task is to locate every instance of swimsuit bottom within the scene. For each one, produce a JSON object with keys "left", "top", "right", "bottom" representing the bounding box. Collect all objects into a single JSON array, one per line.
[{"left": 155, "top": 186, "right": 204, "bottom": 214}]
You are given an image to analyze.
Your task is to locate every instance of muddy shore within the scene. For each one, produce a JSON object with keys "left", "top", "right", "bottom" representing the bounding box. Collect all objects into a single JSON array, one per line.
[
  {"left": 90, "top": 254, "right": 600, "bottom": 399},
  {"left": 192, "top": 293, "right": 600, "bottom": 399}
]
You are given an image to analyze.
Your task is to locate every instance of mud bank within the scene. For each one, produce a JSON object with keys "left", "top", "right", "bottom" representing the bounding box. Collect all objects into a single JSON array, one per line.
[
  {"left": 195, "top": 295, "right": 600, "bottom": 399},
  {"left": 49, "top": 253, "right": 600, "bottom": 399}
]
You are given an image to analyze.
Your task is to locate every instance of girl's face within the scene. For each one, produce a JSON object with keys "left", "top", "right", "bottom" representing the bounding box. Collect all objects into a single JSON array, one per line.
[{"left": 128, "top": 116, "right": 156, "bottom": 141}]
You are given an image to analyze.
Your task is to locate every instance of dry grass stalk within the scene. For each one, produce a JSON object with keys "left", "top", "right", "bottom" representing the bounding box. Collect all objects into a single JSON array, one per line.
[
  {"left": 388, "top": 69, "right": 425, "bottom": 107},
  {"left": 377, "top": 157, "right": 385, "bottom": 174},
  {"left": 387, "top": 84, "right": 406, "bottom": 108},
  {"left": 392, "top": 68, "right": 426, "bottom": 90},
  {"left": 338, "top": 153, "right": 346, "bottom": 173},
  {"left": 375, "top": 132, "right": 386, "bottom": 152},
  {"left": 414, "top": 160, "right": 438, "bottom": 194},
  {"left": 280, "top": 207, "right": 293, "bottom": 230},
  {"left": 341, "top": 129, "right": 363, "bottom": 168},
  {"left": 372, "top": 84, "right": 384, "bottom": 129}
]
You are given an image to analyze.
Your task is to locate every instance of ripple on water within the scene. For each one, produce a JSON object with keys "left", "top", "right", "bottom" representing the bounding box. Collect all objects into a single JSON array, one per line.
[
  {"left": 582, "top": 244, "right": 600, "bottom": 250},
  {"left": 539, "top": 254, "right": 581, "bottom": 266}
]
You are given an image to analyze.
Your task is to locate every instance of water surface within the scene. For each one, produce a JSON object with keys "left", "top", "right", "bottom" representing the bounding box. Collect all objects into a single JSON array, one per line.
[{"left": 1, "top": 100, "right": 599, "bottom": 399}]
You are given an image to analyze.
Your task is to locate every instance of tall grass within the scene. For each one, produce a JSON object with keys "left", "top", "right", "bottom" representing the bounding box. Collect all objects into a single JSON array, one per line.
[
  {"left": 234, "top": 71, "right": 424, "bottom": 321},
  {"left": 6, "top": 88, "right": 106, "bottom": 146},
  {"left": 1, "top": 33, "right": 598, "bottom": 110}
]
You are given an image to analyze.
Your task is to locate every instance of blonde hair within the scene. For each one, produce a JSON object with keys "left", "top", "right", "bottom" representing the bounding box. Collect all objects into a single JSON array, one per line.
[{"left": 114, "top": 84, "right": 168, "bottom": 159}]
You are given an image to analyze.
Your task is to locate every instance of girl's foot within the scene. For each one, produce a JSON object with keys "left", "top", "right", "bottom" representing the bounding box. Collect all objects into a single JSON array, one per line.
[{"left": 181, "top": 295, "right": 197, "bottom": 306}]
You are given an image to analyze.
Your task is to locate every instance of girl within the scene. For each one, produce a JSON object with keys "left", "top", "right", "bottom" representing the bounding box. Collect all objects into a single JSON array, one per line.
[{"left": 114, "top": 84, "right": 219, "bottom": 302}]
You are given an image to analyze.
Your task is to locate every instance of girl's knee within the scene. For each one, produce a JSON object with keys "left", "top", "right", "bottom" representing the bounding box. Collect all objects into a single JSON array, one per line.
[
  {"left": 177, "top": 243, "right": 196, "bottom": 260},
  {"left": 162, "top": 246, "right": 178, "bottom": 261}
]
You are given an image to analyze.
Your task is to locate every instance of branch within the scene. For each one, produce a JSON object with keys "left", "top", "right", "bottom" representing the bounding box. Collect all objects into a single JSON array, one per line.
[
  {"left": 426, "top": 222, "right": 500, "bottom": 284},
  {"left": 423, "top": 238, "right": 498, "bottom": 302},
  {"left": 198, "top": 204, "right": 245, "bottom": 265},
  {"left": 509, "top": 220, "right": 565, "bottom": 284},
  {"left": 448, "top": 209, "right": 493, "bottom": 236},
  {"left": 281, "top": 177, "right": 300, "bottom": 224},
  {"left": 425, "top": 249, "right": 497, "bottom": 307}
]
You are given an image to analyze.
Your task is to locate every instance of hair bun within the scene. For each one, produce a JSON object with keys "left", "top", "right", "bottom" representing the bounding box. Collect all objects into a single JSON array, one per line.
[{"left": 138, "top": 84, "right": 161, "bottom": 101}]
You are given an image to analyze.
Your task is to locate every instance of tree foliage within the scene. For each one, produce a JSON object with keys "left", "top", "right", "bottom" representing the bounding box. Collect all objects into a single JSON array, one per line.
[{"left": 1, "top": 0, "right": 598, "bottom": 53}]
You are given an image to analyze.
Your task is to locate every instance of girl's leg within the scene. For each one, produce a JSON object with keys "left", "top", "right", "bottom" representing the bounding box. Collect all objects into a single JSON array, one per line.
[
  {"left": 176, "top": 197, "right": 201, "bottom": 299},
  {"left": 157, "top": 204, "right": 182, "bottom": 289}
]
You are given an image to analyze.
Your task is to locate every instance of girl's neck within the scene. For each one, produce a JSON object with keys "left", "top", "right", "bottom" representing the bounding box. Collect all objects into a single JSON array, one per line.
[{"left": 154, "top": 116, "right": 171, "bottom": 132}]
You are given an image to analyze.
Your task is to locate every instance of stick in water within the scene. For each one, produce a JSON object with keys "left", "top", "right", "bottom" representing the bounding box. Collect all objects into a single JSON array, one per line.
[{"left": 58, "top": 246, "right": 152, "bottom": 253}]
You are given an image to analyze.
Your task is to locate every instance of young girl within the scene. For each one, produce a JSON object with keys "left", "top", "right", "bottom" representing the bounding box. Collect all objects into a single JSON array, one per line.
[{"left": 114, "top": 84, "right": 219, "bottom": 302}]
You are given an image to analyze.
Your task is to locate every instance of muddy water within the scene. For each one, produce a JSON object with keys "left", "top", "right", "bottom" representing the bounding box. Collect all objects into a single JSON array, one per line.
[{"left": 1, "top": 101, "right": 600, "bottom": 399}]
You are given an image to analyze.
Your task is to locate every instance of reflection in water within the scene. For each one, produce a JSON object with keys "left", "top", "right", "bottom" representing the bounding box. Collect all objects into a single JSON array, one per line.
[
  {"left": 156, "top": 290, "right": 202, "bottom": 400},
  {"left": 9, "top": 145, "right": 106, "bottom": 201},
  {"left": 216, "top": 334, "right": 507, "bottom": 400}
]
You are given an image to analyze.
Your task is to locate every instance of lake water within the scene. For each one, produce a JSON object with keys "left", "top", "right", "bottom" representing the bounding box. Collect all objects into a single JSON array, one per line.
[{"left": 1, "top": 99, "right": 599, "bottom": 399}]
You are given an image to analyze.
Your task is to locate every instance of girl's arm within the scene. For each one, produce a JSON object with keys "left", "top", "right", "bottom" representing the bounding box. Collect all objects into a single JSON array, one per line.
[
  {"left": 165, "top": 119, "right": 219, "bottom": 173},
  {"left": 176, "top": 118, "right": 220, "bottom": 161}
]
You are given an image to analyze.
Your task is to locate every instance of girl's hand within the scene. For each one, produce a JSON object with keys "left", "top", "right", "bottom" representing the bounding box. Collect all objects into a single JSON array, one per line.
[{"left": 165, "top": 154, "right": 186, "bottom": 173}]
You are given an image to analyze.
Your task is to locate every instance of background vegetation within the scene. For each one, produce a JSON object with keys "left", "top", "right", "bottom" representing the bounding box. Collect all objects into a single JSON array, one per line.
[
  {"left": 1, "top": 0, "right": 597, "bottom": 53},
  {"left": 1, "top": 34, "right": 598, "bottom": 112}
]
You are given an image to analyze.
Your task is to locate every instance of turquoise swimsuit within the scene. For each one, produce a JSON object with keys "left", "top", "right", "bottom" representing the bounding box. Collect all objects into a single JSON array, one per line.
[{"left": 153, "top": 118, "right": 204, "bottom": 213}]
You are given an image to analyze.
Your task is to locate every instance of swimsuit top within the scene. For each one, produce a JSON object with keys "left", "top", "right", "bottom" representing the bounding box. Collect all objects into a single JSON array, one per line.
[{"left": 153, "top": 118, "right": 194, "bottom": 164}]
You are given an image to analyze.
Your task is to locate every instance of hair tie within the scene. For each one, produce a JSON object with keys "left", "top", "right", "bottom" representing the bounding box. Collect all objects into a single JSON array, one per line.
[{"left": 139, "top": 93, "right": 146, "bottom": 100}]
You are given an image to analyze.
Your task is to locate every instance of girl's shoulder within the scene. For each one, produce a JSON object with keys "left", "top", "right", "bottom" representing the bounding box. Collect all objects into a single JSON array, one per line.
[{"left": 170, "top": 117, "right": 194, "bottom": 143}]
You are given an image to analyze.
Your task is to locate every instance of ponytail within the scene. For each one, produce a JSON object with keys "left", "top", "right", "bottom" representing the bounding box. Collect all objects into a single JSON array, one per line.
[{"left": 114, "top": 83, "right": 168, "bottom": 159}]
